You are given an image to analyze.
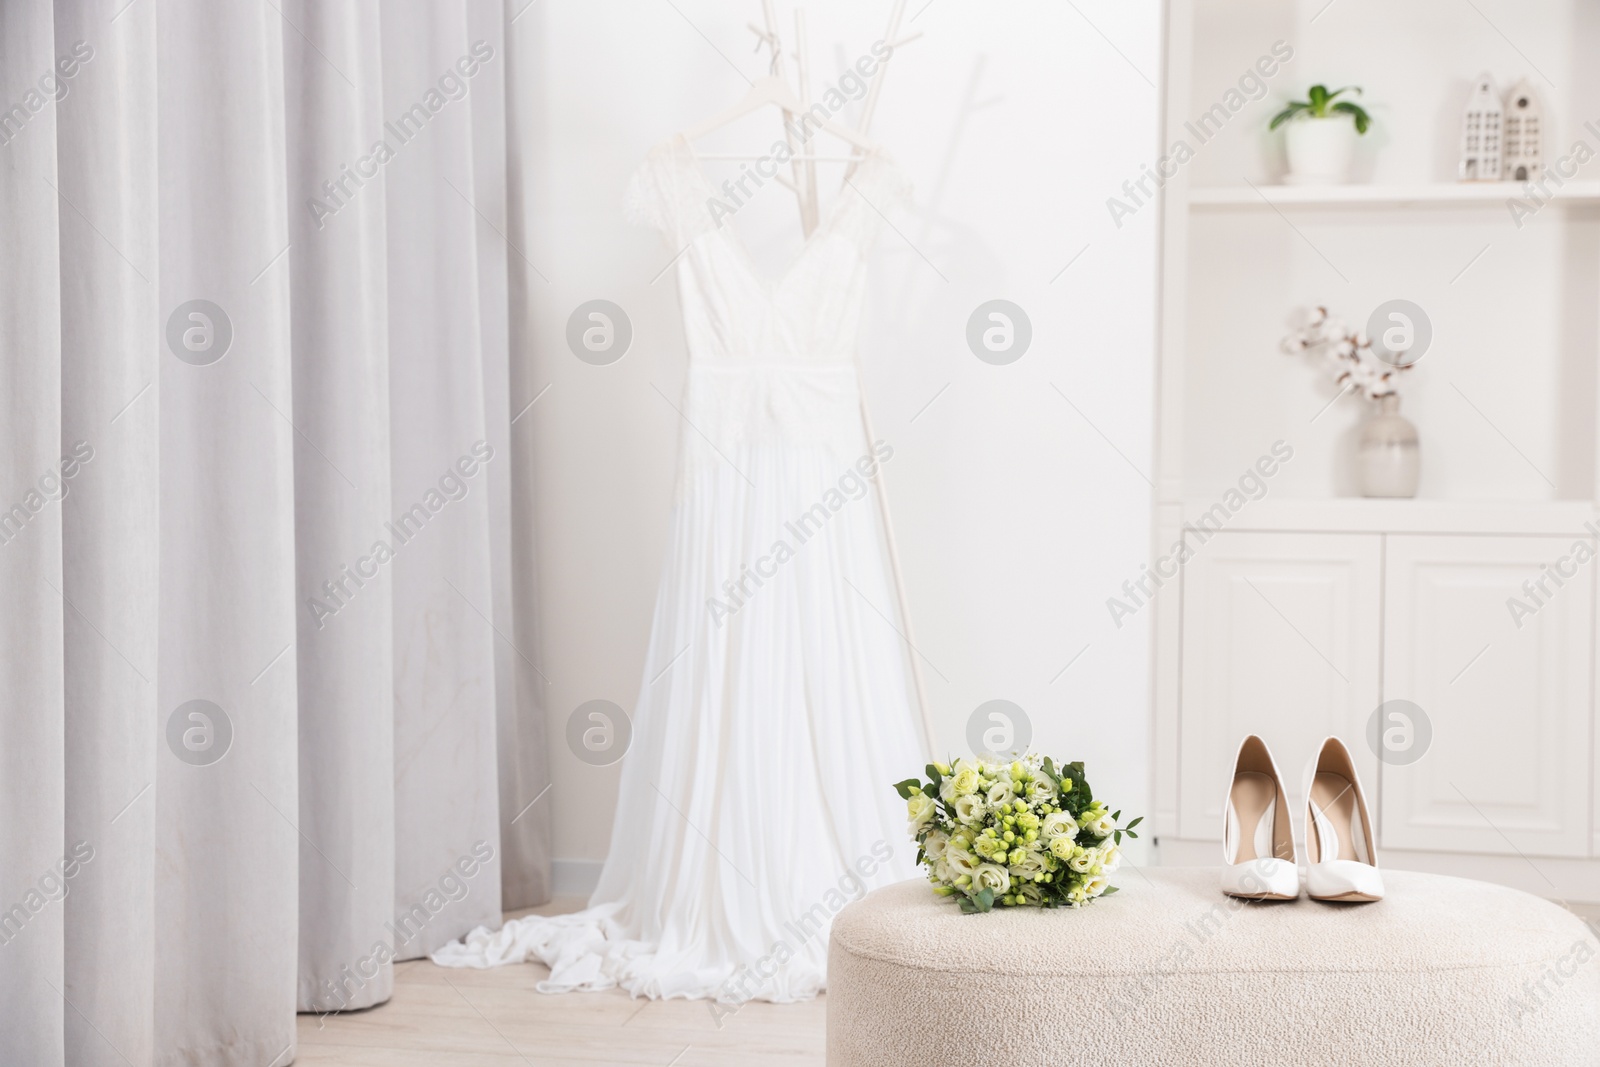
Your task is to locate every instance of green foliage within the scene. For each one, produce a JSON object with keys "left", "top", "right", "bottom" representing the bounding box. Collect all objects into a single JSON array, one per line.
[
  {"left": 1064, "top": 761, "right": 1090, "bottom": 804},
  {"left": 1270, "top": 84, "right": 1371, "bottom": 134}
]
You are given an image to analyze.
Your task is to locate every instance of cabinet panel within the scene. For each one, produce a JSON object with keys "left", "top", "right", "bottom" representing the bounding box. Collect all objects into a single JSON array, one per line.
[
  {"left": 1178, "top": 532, "right": 1382, "bottom": 841},
  {"left": 1382, "top": 535, "right": 1592, "bottom": 858}
]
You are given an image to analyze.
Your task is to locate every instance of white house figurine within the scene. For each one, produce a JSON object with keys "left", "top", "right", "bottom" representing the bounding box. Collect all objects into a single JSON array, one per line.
[
  {"left": 1458, "top": 72, "right": 1503, "bottom": 181},
  {"left": 1502, "top": 79, "right": 1542, "bottom": 181}
]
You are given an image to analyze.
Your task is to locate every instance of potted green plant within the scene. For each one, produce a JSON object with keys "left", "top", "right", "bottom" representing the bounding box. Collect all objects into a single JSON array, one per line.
[{"left": 1270, "top": 85, "right": 1372, "bottom": 185}]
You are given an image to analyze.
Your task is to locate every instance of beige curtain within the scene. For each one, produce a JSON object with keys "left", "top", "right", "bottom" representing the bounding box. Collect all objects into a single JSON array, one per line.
[{"left": 0, "top": 1, "right": 550, "bottom": 1062}]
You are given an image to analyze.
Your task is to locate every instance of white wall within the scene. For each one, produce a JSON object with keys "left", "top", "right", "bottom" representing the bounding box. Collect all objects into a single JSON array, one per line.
[{"left": 514, "top": 0, "right": 1161, "bottom": 882}]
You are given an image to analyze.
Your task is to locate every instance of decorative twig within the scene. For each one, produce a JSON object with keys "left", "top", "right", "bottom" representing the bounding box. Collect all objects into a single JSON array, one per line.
[{"left": 1282, "top": 305, "right": 1410, "bottom": 402}]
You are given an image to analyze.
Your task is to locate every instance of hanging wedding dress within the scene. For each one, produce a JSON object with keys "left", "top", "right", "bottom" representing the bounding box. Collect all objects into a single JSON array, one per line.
[{"left": 433, "top": 134, "right": 927, "bottom": 1002}]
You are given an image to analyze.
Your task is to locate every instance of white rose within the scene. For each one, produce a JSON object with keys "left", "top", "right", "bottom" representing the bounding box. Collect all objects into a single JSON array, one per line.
[
  {"left": 952, "top": 794, "right": 987, "bottom": 826},
  {"left": 922, "top": 829, "right": 950, "bottom": 865},
  {"left": 973, "top": 863, "right": 1010, "bottom": 897},
  {"left": 1048, "top": 835, "right": 1077, "bottom": 861},
  {"left": 945, "top": 847, "right": 979, "bottom": 880},
  {"left": 948, "top": 768, "right": 981, "bottom": 797},
  {"left": 1011, "top": 851, "right": 1048, "bottom": 881},
  {"left": 1041, "top": 811, "right": 1076, "bottom": 839},
  {"left": 907, "top": 793, "right": 936, "bottom": 833},
  {"left": 986, "top": 779, "right": 1017, "bottom": 807},
  {"left": 1026, "top": 778, "right": 1056, "bottom": 805}
]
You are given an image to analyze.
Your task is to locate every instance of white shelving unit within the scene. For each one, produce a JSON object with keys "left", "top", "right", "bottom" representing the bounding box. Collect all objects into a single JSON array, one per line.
[{"left": 1152, "top": 0, "right": 1600, "bottom": 900}]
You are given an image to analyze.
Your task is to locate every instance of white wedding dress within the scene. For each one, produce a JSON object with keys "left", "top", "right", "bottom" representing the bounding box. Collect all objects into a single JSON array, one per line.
[{"left": 432, "top": 134, "right": 927, "bottom": 1002}]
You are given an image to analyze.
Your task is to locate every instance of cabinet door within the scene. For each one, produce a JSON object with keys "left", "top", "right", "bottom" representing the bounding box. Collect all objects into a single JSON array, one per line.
[
  {"left": 1382, "top": 535, "right": 1592, "bottom": 858},
  {"left": 1179, "top": 532, "right": 1382, "bottom": 841}
]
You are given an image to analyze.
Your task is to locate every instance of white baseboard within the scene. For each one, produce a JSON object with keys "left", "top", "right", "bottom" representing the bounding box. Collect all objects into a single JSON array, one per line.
[{"left": 552, "top": 859, "right": 602, "bottom": 896}]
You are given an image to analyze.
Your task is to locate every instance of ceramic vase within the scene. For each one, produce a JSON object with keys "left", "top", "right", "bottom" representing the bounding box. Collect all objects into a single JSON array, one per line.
[{"left": 1357, "top": 394, "right": 1419, "bottom": 498}]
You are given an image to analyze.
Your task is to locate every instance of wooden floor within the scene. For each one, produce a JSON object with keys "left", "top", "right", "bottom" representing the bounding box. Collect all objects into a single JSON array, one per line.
[{"left": 294, "top": 897, "right": 825, "bottom": 1067}]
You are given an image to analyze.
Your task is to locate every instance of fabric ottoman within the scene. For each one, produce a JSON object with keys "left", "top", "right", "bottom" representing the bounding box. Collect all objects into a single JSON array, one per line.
[{"left": 827, "top": 866, "right": 1600, "bottom": 1066}]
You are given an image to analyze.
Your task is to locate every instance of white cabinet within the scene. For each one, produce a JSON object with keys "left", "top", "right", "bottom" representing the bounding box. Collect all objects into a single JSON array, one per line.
[
  {"left": 1381, "top": 535, "right": 1593, "bottom": 858},
  {"left": 1163, "top": 523, "right": 1599, "bottom": 889},
  {"left": 1177, "top": 532, "right": 1381, "bottom": 841}
]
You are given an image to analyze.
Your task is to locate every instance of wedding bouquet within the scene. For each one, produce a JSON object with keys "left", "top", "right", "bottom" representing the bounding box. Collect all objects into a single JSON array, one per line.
[{"left": 894, "top": 753, "right": 1142, "bottom": 913}]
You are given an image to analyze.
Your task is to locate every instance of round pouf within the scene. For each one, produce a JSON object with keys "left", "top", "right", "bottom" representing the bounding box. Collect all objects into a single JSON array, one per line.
[{"left": 827, "top": 866, "right": 1600, "bottom": 1066}]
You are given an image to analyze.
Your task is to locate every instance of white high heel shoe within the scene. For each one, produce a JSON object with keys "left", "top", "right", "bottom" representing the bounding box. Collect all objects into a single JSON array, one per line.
[
  {"left": 1303, "top": 736, "right": 1384, "bottom": 902},
  {"left": 1221, "top": 735, "right": 1299, "bottom": 900}
]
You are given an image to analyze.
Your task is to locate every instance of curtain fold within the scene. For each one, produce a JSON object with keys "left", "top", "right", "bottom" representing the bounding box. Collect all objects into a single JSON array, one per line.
[
  {"left": 56, "top": 0, "right": 159, "bottom": 1062},
  {"left": 1, "top": 3, "right": 69, "bottom": 1064},
  {"left": 156, "top": 1, "right": 301, "bottom": 1060},
  {"left": 383, "top": 1, "right": 504, "bottom": 963},
  {"left": 1, "top": 1, "right": 549, "bottom": 1062},
  {"left": 283, "top": 0, "right": 396, "bottom": 1014}
]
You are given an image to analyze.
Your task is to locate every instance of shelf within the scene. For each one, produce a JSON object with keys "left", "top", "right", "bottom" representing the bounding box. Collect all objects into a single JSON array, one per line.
[
  {"left": 1187, "top": 181, "right": 1600, "bottom": 208},
  {"left": 1170, "top": 497, "right": 1597, "bottom": 536}
]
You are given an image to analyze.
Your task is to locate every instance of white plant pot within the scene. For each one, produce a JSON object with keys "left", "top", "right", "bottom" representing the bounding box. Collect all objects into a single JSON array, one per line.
[{"left": 1284, "top": 118, "right": 1359, "bottom": 185}]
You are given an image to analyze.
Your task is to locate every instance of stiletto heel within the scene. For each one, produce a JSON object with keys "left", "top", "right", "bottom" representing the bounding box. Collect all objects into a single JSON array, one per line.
[
  {"left": 1303, "top": 736, "right": 1383, "bottom": 902},
  {"left": 1221, "top": 735, "right": 1299, "bottom": 900}
]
